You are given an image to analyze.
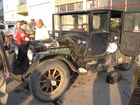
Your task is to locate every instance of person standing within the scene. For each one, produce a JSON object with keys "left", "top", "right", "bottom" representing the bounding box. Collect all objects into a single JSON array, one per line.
[
  {"left": 14, "top": 20, "right": 29, "bottom": 75},
  {"left": 16, "top": 20, "right": 29, "bottom": 46},
  {"left": 0, "top": 30, "right": 11, "bottom": 105},
  {"left": 35, "top": 19, "right": 50, "bottom": 40},
  {"left": 12, "top": 21, "right": 20, "bottom": 42},
  {"left": 8, "top": 21, "right": 20, "bottom": 53}
]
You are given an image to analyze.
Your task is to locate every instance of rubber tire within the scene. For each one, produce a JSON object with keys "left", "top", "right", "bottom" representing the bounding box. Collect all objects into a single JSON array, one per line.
[
  {"left": 117, "top": 57, "right": 135, "bottom": 71},
  {"left": 29, "top": 59, "right": 70, "bottom": 102}
]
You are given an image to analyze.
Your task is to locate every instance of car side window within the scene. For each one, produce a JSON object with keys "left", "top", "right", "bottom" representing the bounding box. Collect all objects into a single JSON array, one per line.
[
  {"left": 61, "top": 14, "right": 88, "bottom": 31},
  {"left": 93, "top": 13, "right": 108, "bottom": 32},
  {"left": 124, "top": 13, "right": 140, "bottom": 32}
]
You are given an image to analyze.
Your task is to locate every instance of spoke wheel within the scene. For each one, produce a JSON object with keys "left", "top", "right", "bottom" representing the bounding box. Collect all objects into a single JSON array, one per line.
[
  {"left": 29, "top": 59, "right": 70, "bottom": 102},
  {"left": 39, "top": 68, "right": 64, "bottom": 95}
]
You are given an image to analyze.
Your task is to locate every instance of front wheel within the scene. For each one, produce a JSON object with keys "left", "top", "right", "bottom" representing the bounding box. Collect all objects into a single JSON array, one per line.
[{"left": 29, "top": 59, "right": 70, "bottom": 102}]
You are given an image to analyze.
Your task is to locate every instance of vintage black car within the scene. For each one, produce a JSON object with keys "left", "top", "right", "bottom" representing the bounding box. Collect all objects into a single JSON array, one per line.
[{"left": 8, "top": 9, "right": 140, "bottom": 102}]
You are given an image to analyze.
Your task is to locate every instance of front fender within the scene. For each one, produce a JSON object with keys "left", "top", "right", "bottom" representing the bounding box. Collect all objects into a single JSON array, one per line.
[
  {"left": 22, "top": 52, "right": 78, "bottom": 80},
  {"left": 33, "top": 51, "right": 59, "bottom": 62}
]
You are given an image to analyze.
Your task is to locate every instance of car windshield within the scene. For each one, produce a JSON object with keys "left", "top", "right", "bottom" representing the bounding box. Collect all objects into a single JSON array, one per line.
[
  {"left": 93, "top": 13, "right": 109, "bottom": 32},
  {"left": 54, "top": 14, "right": 88, "bottom": 32},
  {"left": 124, "top": 13, "right": 140, "bottom": 32}
]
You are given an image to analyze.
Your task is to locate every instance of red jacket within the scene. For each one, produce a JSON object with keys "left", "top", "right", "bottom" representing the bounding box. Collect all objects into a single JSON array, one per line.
[{"left": 16, "top": 29, "right": 28, "bottom": 46}]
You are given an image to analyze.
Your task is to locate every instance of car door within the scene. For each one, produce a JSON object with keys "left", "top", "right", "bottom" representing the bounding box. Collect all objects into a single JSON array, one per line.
[
  {"left": 120, "top": 12, "right": 140, "bottom": 57},
  {"left": 87, "top": 11, "right": 110, "bottom": 57}
]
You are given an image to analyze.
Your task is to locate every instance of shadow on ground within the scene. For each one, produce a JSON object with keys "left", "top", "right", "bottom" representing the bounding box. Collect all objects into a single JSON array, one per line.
[{"left": 6, "top": 72, "right": 79, "bottom": 105}]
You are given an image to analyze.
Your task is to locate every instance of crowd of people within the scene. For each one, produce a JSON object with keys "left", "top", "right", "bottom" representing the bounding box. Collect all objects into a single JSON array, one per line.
[
  {"left": 6, "top": 19, "right": 50, "bottom": 64},
  {"left": 11, "top": 19, "right": 50, "bottom": 45}
]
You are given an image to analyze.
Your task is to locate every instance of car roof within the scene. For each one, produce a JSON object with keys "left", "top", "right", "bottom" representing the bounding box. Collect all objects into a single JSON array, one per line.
[
  {"left": 55, "top": 9, "right": 123, "bottom": 14},
  {"left": 54, "top": 9, "right": 123, "bottom": 17}
]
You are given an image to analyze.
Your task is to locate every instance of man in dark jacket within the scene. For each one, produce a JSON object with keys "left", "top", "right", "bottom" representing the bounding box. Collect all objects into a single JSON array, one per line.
[{"left": 0, "top": 30, "right": 11, "bottom": 105}]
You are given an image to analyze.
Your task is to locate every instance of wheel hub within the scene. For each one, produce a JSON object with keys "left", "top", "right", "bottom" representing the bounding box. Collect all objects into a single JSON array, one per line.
[{"left": 50, "top": 79, "right": 57, "bottom": 86}]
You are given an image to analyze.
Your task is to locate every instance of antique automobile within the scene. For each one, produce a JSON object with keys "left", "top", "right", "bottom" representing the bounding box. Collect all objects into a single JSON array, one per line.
[{"left": 8, "top": 9, "right": 140, "bottom": 102}]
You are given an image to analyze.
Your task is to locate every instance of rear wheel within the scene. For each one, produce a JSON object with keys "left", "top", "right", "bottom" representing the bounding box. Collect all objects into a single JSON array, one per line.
[{"left": 29, "top": 59, "right": 70, "bottom": 102}]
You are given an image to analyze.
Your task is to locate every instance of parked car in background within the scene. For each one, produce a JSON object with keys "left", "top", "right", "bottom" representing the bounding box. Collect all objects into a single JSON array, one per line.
[{"left": 0, "top": 23, "right": 15, "bottom": 34}]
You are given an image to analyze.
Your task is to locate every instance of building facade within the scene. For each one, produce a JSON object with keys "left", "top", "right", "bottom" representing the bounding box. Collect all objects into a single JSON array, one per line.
[
  {"left": 27, "top": 0, "right": 55, "bottom": 30},
  {"left": 3, "top": 0, "right": 55, "bottom": 30},
  {"left": 0, "top": 0, "right": 4, "bottom": 22},
  {"left": 55, "top": 0, "right": 140, "bottom": 13},
  {"left": 4, "top": 0, "right": 19, "bottom": 22},
  {"left": 2, "top": 0, "right": 140, "bottom": 29}
]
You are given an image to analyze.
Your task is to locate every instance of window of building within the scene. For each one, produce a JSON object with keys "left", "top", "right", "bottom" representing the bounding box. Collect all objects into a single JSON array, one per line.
[
  {"left": 98, "top": 0, "right": 110, "bottom": 7},
  {"left": 87, "top": 0, "right": 97, "bottom": 9},
  {"left": 55, "top": 1, "right": 83, "bottom": 13},
  {"left": 127, "top": 5, "right": 140, "bottom": 12},
  {"left": 112, "top": 0, "right": 124, "bottom": 6},
  {"left": 60, "top": 5, "right": 66, "bottom": 12},
  {"left": 112, "top": 0, "right": 124, "bottom": 10},
  {"left": 76, "top": 2, "right": 83, "bottom": 10},
  {"left": 55, "top": 6, "right": 59, "bottom": 13},
  {"left": 128, "top": 0, "right": 140, "bottom": 4},
  {"left": 67, "top": 4, "right": 74, "bottom": 11},
  {"left": 19, "top": 0, "right": 27, "bottom": 4},
  {"left": 6, "top": 5, "right": 8, "bottom": 10}
]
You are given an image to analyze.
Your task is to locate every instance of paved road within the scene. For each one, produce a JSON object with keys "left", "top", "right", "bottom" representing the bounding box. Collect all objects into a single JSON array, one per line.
[{"left": 6, "top": 63, "right": 137, "bottom": 105}]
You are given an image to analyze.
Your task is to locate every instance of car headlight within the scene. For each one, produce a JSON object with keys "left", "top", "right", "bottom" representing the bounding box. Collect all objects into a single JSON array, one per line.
[{"left": 27, "top": 49, "right": 34, "bottom": 64}]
